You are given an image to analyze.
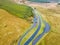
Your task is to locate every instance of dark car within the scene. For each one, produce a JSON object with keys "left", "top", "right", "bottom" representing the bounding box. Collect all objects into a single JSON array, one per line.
[{"left": 58, "top": 3, "right": 60, "bottom": 5}]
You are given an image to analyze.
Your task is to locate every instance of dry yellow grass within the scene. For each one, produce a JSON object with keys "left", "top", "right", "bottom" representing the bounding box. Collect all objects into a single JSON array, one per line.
[
  {"left": 35, "top": 6, "right": 60, "bottom": 45},
  {"left": 0, "top": 9, "right": 30, "bottom": 45},
  {"left": 45, "top": 31, "right": 60, "bottom": 45},
  {"left": 36, "top": 7, "right": 60, "bottom": 33}
]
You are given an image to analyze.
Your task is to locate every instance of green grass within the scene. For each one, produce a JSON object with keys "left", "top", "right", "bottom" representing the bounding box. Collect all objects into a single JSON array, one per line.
[{"left": 0, "top": 0, "right": 33, "bottom": 19}]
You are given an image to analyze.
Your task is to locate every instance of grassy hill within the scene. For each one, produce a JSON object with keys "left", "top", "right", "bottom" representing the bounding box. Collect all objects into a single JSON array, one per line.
[
  {"left": 0, "top": 0, "right": 33, "bottom": 45},
  {"left": 35, "top": 6, "right": 60, "bottom": 45},
  {"left": 0, "top": 0, "right": 33, "bottom": 20},
  {"left": 0, "top": 9, "right": 31, "bottom": 45}
]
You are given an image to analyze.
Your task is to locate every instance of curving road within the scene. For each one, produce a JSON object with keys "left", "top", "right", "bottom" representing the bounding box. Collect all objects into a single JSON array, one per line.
[
  {"left": 32, "top": 21, "right": 50, "bottom": 45},
  {"left": 18, "top": 10, "right": 39, "bottom": 45},
  {"left": 24, "top": 16, "right": 41, "bottom": 45},
  {"left": 32, "top": 9, "right": 50, "bottom": 45},
  {"left": 18, "top": 7, "right": 50, "bottom": 45}
]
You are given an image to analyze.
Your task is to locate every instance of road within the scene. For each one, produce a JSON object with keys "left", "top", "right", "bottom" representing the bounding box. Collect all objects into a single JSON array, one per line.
[
  {"left": 18, "top": 7, "right": 50, "bottom": 45},
  {"left": 32, "top": 8, "right": 50, "bottom": 45},
  {"left": 18, "top": 9, "right": 39, "bottom": 45}
]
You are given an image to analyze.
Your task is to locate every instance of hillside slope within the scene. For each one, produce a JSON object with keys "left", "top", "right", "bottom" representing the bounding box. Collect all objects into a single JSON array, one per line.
[
  {"left": 36, "top": 6, "right": 60, "bottom": 45},
  {"left": 0, "top": 0, "right": 33, "bottom": 20},
  {"left": 0, "top": 9, "right": 31, "bottom": 45}
]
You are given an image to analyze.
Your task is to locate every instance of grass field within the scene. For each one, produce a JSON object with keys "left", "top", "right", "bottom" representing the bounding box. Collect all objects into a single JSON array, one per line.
[
  {"left": 35, "top": 6, "right": 60, "bottom": 45},
  {"left": 0, "top": 0, "right": 33, "bottom": 20},
  {"left": 0, "top": 9, "right": 31, "bottom": 45},
  {"left": 1, "top": 0, "right": 60, "bottom": 45},
  {"left": 0, "top": 0, "right": 34, "bottom": 45}
]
